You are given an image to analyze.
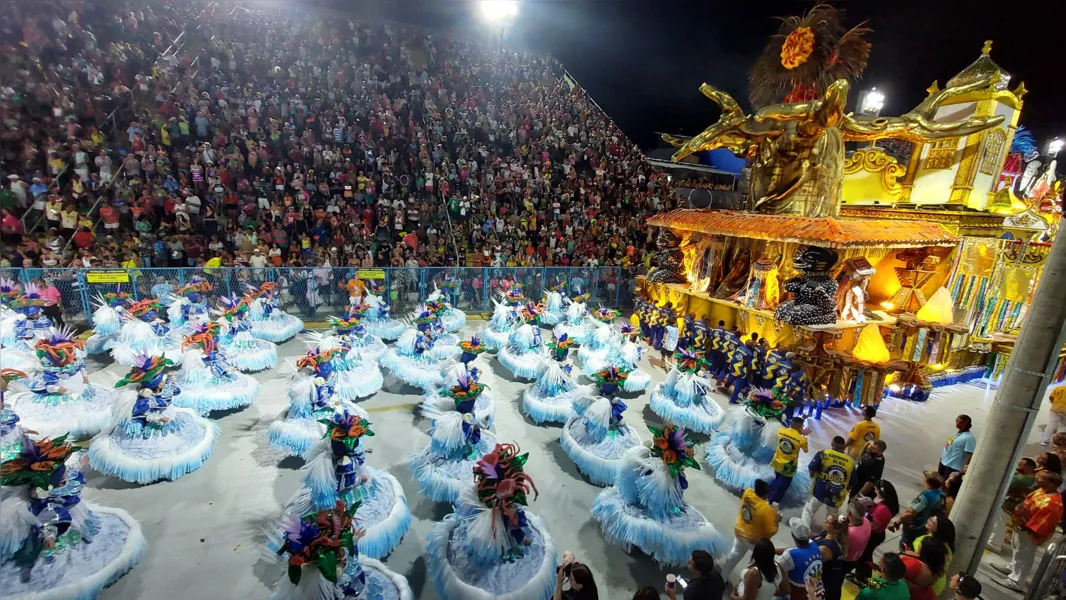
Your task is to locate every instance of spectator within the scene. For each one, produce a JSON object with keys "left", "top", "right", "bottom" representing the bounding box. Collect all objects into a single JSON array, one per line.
[
  {"left": 901, "top": 541, "right": 947, "bottom": 600},
  {"left": 666, "top": 550, "right": 725, "bottom": 600},
  {"left": 910, "top": 516, "right": 956, "bottom": 595},
  {"left": 943, "top": 469, "right": 964, "bottom": 515},
  {"left": 857, "top": 481, "right": 900, "bottom": 581},
  {"left": 855, "top": 553, "right": 909, "bottom": 600},
  {"left": 938, "top": 415, "right": 976, "bottom": 479},
  {"left": 1035, "top": 451, "right": 1062, "bottom": 475},
  {"left": 776, "top": 519, "right": 822, "bottom": 600},
  {"left": 843, "top": 501, "right": 872, "bottom": 575},
  {"left": 1042, "top": 385, "right": 1066, "bottom": 445},
  {"left": 721, "top": 479, "right": 781, "bottom": 578},
  {"left": 993, "top": 470, "right": 1065, "bottom": 591},
  {"left": 813, "top": 515, "right": 848, "bottom": 600},
  {"left": 989, "top": 458, "right": 1037, "bottom": 552},
  {"left": 730, "top": 539, "right": 784, "bottom": 600},
  {"left": 949, "top": 573, "right": 983, "bottom": 600},
  {"left": 849, "top": 440, "right": 888, "bottom": 500},
  {"left": 553, "top": 551, "right": 599, "bottom": 600},
  {"left": 846, "top": 406, "right": 881, "bottom": 460},
  {"left": 888, "top": 471, "right": 945, "bottom": 550},
  {"left": 632, "top": 588, "right": 661, "bottom": 600},
  {"left": 35, "top": 277, "right": 64, "bottom": 327}
]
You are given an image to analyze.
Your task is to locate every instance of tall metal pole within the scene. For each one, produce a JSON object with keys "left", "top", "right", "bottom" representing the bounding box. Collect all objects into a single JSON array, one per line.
[{"left": 951, "top": 230, "right": 1066, "bottom": 577}]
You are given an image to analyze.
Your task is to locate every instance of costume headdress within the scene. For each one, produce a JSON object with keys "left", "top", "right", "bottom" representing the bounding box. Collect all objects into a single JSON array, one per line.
[
  {"left": 647, "top": 425, "right": 701, "bottom": 489},
  {"left": 320, "top": 411, "right": 374, "bottom": 453},
  {"left": 0, "top": 434, "right": 77, "bottom": 490},
  {"left": 35, "top": 327, "right": 85, "bottom": 368},
  {"left": 116, "top": 354, "right": 173, "bottom": 389},
  {"left": 275, "top": 501, "right": 360, "bottom": 586},
  {"left": 0, "top": 277, "right": 21, "bottom": 305},
  {"left": 183, "top": 321, "right": 222, "bottom": 355},
  {"left": 13, "top": 283, "right": 47, "bottom": 314},
  {"left": 442, "top": 367, "right": 487, "bottom": 416},
  {"left": 474, "top": 442, "right": 539, "bottom": 554}
]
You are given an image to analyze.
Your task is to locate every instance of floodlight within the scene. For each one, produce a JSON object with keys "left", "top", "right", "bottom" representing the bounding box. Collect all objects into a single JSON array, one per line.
[{"left": 478, "top": 0, "right": 518, "bottom": 24}]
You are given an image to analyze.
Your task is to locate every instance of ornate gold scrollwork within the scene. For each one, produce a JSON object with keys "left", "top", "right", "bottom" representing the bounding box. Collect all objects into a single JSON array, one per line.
[{"left": 843, "top": 149, "right": 905, "bottom": 195}]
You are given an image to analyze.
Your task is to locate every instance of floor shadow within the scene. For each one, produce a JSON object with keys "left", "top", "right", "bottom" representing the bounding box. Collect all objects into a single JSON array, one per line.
[
  {"left": 277, "top": 456, "right": 304, "bottom": 471},
  {"left": 405, "top": 555, "right": 429, "bottom": 598},
  {"left": 84, "top": 471, "right": 146, "bottom": 491},
  {"left": 545, "top": 436, "right": 598, "bottom": 486}
]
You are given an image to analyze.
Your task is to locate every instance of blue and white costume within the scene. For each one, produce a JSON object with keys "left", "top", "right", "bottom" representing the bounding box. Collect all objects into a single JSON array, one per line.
[
  {"left": 307, "top": 332, "right": 384, "bottom": 401},
  {"left": 216, "top": 296, "right": 278, "bottom": 373},
  {"left": 165, "top": 279, "right": 213, "bottom": 340},
  {"left": 576, "top": 319, "right": 612, "bottom": 367},
  {"left": 2, "top": 285, "right": 55, "bottom": 356},
  {"left": 555, "top": 296, "right": 592, "bottom": 345},
  {"left": 7, "top": 327, "right": 116, "bottom": 440},
  {"left": 268, "top": 354, "right": 374, "bottom": 459},
  {"left": 497, "top": 322, "right": 546, "bottom": 380},
  {"left": 592, "top": 432, "right": 726, "bottom": 566},
  {"left": 409, "top": 369, "right": 499, "bottom": 503},
  {"left": 331, "top": 316, "right": 388, "bottom": 364},
  {"left": 246, "top": 283, "right": 304, "bottom": 343},
  {"left": 560, "top": 374, "right": 642, "bottom": 486},
  {"left": 0, "top": 433, "right": 146, "bottom": 599},
  {"left": 89, "top": 356, "right": 220, "bottom": 484},
  {"left": 521, "top": 333, "right": 594, "bottom": 425},
  {"left": 704, "top": 402, "right": 812, "bottom": 507},
  {"left": 582, "top": 326, "right": 652, "bottom": 393},
  {"left": 427, "top": 282, "right": 466, "bottom": 333},
  {"left": 361, "top": 289, "right": 405, "bottom": 341},
  {"left": 84, "top": 289, "right": 131, "bottom": 355},
  {"left": 268, "top": 411, "right": 411, "bottom": 561},
  {"left": 426, "top": 442, "right": 558, "bottom": 600},
  {"left": 380, "top": 318, "right": 452, "bottom": 391},
  {"left": 173, "top": 324, "right": 259, "bottom": 415},
  {"left": 650, "top": 350, "right": 723, "bottom": 435},
  {"left": 539, "top": 286, "right": 567, "bottom": 326},
  {"left": 421, "top": 363, "right": 496, "bottom": 428},
  {"left": 111, "top": 300, "right": 184, "bottom": 367},
  {"left": 480, "top": 300, "right": 518, "bottom": 352}
]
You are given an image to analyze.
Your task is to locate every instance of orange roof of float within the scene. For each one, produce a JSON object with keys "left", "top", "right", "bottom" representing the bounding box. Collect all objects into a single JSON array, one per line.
[{"left": 647, "top": 209, "right": 958, "bottom": 249}]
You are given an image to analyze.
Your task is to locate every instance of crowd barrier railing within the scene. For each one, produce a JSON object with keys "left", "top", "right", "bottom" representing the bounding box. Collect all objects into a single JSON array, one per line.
[{"left": 0, "top": 266, "right": 636, "bottom": 326}]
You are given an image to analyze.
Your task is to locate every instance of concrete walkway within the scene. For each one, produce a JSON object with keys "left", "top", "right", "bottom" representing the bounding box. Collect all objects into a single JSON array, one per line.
[{"left": 84, "top": 323, "right": 1050, "bottom": 599}]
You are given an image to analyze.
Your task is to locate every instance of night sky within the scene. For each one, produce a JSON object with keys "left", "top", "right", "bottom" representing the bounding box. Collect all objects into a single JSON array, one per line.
[{"left": 338, "top": 0, "right": 1066, "bottom": 151}]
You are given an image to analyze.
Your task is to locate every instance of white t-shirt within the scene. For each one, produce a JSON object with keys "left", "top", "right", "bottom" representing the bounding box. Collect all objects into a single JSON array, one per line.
[{"left": 249, "top": 254, "right": 268, "bottom": 268}]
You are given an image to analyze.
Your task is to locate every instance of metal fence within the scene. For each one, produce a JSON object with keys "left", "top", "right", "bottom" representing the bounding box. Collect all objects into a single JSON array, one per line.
[{"left": 0, "top": 266, "right": 637, "bottom": 325}]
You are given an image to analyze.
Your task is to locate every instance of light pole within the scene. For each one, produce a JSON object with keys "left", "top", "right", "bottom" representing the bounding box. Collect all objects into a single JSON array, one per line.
[{"left": 477, "top": 0, "right": 518, "bottom": 45}]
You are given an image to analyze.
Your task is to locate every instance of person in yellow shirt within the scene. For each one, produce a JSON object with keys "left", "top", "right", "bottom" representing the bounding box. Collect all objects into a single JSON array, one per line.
[
  {"left": 720, "top": 479, "right": 781, "bottom": 578},
  {"left": 1041, "top": 385, "right": 1066, "bottom": 445},
  {"left": 847, "top": 406, "right": 881, "bottom": 460},
  {"left": 770, "top": 417, "right": 809, "bottom": 505}
]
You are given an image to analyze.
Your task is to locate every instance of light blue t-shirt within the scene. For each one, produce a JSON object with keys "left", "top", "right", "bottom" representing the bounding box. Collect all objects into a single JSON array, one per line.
[{"left": 940, "top": 430, "right": 976, "bottom": 469}]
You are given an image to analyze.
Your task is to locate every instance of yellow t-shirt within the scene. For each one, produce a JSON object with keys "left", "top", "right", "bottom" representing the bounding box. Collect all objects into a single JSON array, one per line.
[
  {"left": 1050, "top": 387, "right": 1066, "bottom": 415},
  {"left": 847, "top": 420, "right": 881, "bottom": 455},
  {"left": 772, "top": 428, "right": 808, "bottom": 476},
  {"left": 735, "top": 488, "right": 779, "bottom": 541}
]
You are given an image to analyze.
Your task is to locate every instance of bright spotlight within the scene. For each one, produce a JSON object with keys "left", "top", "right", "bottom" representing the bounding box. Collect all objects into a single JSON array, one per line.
[
  {"left": 479, "top": 0, "right": 518, "bottom": 24},
  {"left": 860, "top": 87, "right": 885, "bottom": 116},
  {"left": 1049, "top": 137, "right": 1064, "bottom": 158}
]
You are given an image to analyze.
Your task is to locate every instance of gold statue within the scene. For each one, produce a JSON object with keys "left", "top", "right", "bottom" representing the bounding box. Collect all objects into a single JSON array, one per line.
[{"left": 665, "top": 77, "right": 1006, "bottom": 218}]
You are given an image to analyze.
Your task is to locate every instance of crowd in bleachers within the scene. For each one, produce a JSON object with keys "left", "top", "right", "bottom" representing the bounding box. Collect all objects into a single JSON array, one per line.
[{"left": 0, "top": 0, "right": 675, "bottom": 285}]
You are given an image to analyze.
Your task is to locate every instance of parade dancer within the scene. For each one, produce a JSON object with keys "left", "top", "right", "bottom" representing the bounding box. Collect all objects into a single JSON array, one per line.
[
  {"left": 560, "top": 366, "right": 642, "bottom": 485},
  {"left": 429, "top": 276, "right": 466, "bottom": 333},
  {"left": 360, "top": 281, "right": 405, "bottom": 341},
  {"left": 522, "top": 330, "right": 596, "bottom": 425},
  {"left": 592, "top": 425, "right": 726, "bottom": 565},
  {"left": 268, "top": 349, "right": 374, "bottom": 459},
  {"left": 84, "top": 287, "right": 131, "bottom": 355},
  {"left": 422, "top": 362, "right": 496, "bottom": 429},
  {"left": 268, "top": 412, "right": 411, "bottom": 560},
  {"left": 329, "top": 311, "right": 388, "bottom": 364},
  {"left": 3, "top": 284, "right": 55, "bottom": 355},
  {"left": 89, "top": 355, "right": 220, "bottom": 484},
  {"left": 409, "top": 367, "right": 499, "bottom": 503},
  {"left": 6, "top": 327, "right": 117, "bottom": 439},
  {"left": 216, "top": 295, "right": 278, "bottom": 372},
  {"left": 581, "top": 323, "right": 651, "bottom": 393},
  {"left": 703, "top": 388, "right": 812, "bottom": 507},
  {"left": 540, "top": 280, "right": 568, "bottom": 326},
  {"left": 306, "top": 331, "right": 384, "bottom": 401},
  {"left": 246, "top": 281, "right": 304, "bottom": 343},
  {"left": 649, "top": 346, "right": 724, "bottom": 435},
  {"left": 426, "top": 442, "right": 558, "bottom": 600},
  {"left": 380, "top": 317, "right": 449, "bottom": 391},
  {"left": 498, "top": 311, "right": 546, "bottom": 380},
  {"left": 174, "top": 321, "right": 259, "bottom": 415},
  {"left": 0, "top": 433, "right": 146, "bottom": 598},
  {"left": 480, "top": 299, "right": 518, "bottom": 352},
  {"left": 556, "top": 293, "right": 593, "bottom": 345},
  {"left": 166, "top": 278, "right": 213, "bottom": 338},
  {"left": 112, "top": 299, "right": 184, "bottom": 367}
]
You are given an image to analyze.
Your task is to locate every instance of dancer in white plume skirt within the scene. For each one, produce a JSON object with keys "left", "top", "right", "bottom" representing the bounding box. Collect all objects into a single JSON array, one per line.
[
  {"left": 0, "top": 430, "right": 146, "bottom": 599},
  {"left": 703, "top": 388, "right": 812, "bottom": 507},
  {"left": 267, "top": 411, "right": 411, "bottom": 561},
  {"left": 592, "top": 428, "right": 726, "bottom": 566},
  {"left": 580, "top": 323, "right": 651, "bottom": 393},
  {"left": 480, "top": 300, "right": 518, "bottom": 351},
  {"left": 6, "top": 327, "right": 117, "bottom": 440},
  {"left": 268, "top": 349, "right": 374, "bottom": 459},
  {"left": 425, "top": 442, "right": 559, "bottom": 600},
  {"left": 427, "top": 279, "right": 466, "bottom": 333},
  {"left": 111, "top": 299, "right": 184, "bottom": 367},
  {"left": 330, "top": 311, "right": 388, "bottom": 364},
  {"left": 360, "top": 283, "right": 406, "bottom": 341},
  {"left": 165, "top": 278, "right": 213, "bottom": 340},
  {"left": 89, "top": 356, "right": 220, "bottom": 484},
  {"left": 539, "top": 282, "right": 567, "bottom": 326},
  {"left": 559, "top": 367, "right": 642, "bottom": 485},
  {"left": 521, "top": 331, "right": 595, "bottom": 425},
  {"left": 84, "top": 288, "right": 131, "bottom": 355},
  {"left": 555, "top": 295, "right": 593, "bottom": 345},
  {"left": 421, "top": 362, "right": 496, "bottom": 428},
  {"left": 497, "top": 321, "right": 546, "bottom": 380},
  {"left": 173, "top": 322, "right": 259, "bottom": 415},
  {"left": 306, "top": 332, "right": 384, "bottom": 401},
  {"left": 216, "top": 296, "right": 278, "bottom": 372},
  {"left": 409, "top": 367, "right": 498, "bottom": 503},
  {"left": 650, "top": 347, "right": 723, "bottom": 435},
  {"left": 245, "top": 281, "right": 304, "bottom": 343}
]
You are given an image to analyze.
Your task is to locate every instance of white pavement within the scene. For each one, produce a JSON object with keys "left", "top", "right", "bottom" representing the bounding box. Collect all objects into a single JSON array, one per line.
[{"left": 82, "top": 323, "right": 1053, "bottom": 600}]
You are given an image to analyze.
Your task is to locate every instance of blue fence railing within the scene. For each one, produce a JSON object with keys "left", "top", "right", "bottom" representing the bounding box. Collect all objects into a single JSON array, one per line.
[{"left": 1, "top": 267, "right": 637, "bottom": 325}]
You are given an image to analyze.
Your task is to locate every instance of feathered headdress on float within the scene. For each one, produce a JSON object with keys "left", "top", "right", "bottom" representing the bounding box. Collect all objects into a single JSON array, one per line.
[
  {"left": 673, "top": 346, "right": 706, "bottom": 374},
  {"left": 34, "top": 327, "right": 85, "bottom": 368},
  {"left": 439, "top": 275, "right": 459, "bottom": 291},
  {"left": 749, "top": 3, "right": 871, "bottom": 107},
  {"left": 182, "top": 321, "right": 222, "bottom": 355},
  {"left": 547, "top": 329, "right": 575, "bottom": 362},
  {"left": 296, "top": 347, "right": 345, "bottom": 372},
  {"left": 647, "top": 424, "right": 701, "bottom": 489},
  {"left": 244, "top": 281, "right": 278, "bottom": 300},
  {"left": 474, "top": 442, "right": 539, "bottom": 554},
  {"left": 571, "top": 292, "right": 590, "bottom": 304},
  {"left": 116, "top": 354, "right": 173, "bottom": 389},
  {"left": 328, "top": 315, "right": 361, "bottom": 336},
  {"left": 458, "top": 335, "right": 486, "bottom": 356},
  {"left": 275, "top": 500, "right": 360, "bottom": 586},
  {"left": 0, "top": 277, "right": 21, "bottom": 305},
  {"left": 442, "top": 367, "right": 487, "bottom": 416},
  {"left": 0, "top": 434, "right": 77, "bottom": 490},
  {"left": 745, "top": 387, "right": 788, "bottom": 422}
]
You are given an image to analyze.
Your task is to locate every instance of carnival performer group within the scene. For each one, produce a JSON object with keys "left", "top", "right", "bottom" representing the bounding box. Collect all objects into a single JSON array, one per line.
[
  {"left": 174, "top": 321, "right": 260, "bottom": 414},
  {"left": 216, "top": 295, "right": 279, "bottom": 372}
]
